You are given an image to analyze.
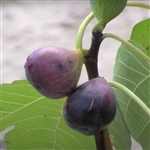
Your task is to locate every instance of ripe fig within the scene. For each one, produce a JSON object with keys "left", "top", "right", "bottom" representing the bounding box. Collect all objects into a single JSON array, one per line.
[
  {"left": 24, "top": 46, "right": 83, "bottom": 99},
  {"left": 63, "top": 77, "right": 117, "bottom": 135}
]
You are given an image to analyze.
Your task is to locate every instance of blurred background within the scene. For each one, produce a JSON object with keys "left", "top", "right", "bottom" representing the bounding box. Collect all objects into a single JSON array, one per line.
[{"left": 1, "top": 0, "right": 149, "bottom": 149}]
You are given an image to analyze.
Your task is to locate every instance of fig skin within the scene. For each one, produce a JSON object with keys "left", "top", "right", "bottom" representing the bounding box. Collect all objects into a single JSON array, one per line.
[
  {"left": 24, "top": 46, "right": 83, "bottom": 99},
  {"left": 63, "top": 77, "right": 117, "bottom": 135}
]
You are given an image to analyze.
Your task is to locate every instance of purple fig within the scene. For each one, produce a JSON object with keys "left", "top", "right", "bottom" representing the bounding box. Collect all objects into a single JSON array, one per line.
[
  {"left": 63, "top": 77, "right": 117, "bottom": 135},
  {"left": 24, "top": 46, "right": 83, "bottom": 99}
]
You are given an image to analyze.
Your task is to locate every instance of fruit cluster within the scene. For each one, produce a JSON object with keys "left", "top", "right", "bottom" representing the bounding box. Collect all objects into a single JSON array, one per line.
[{"left": 24, "top": 46, "right": 117, "bottom": 135}]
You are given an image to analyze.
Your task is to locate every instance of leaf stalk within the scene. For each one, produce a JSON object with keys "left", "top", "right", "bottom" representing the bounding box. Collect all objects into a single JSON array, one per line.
[
  {"left": 76, "top": 12, "right": 94, "bottom": 49},
  {"left": 127, "top": 2, "right": 150, "bottom": 9},
  {"left": 109, "top": 81, "right": 150, "bottom": 117},
  {"left": 102, "top": 33, "right": 150, "bottom": 63}
]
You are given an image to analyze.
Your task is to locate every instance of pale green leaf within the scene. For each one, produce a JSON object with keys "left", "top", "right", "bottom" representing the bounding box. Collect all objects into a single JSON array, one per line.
[
  {"left": 130, "top": 18, "right": 150, "bottom": 57},
  {"left": 109, "top": 106, "right": 131, "bottom": 150},
  {"left": 0, "top": 80, "right": 95, "bottom": 150},
  {"left": 113, "top": 40, "right": 150, "bottom": 150}
]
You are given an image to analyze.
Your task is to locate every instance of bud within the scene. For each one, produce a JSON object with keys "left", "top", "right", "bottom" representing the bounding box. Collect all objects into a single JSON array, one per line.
[{"left": 90, "top": 0, "right": 127, "bottom": 24}]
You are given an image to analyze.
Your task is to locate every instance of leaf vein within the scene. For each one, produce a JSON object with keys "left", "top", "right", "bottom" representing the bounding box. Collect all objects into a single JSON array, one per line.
[
  {"left": 117, "top": 60, "right": 146, "bottom": 77},
  {"left": 0, "top": 96, "right": 45, "bottom": 120}
]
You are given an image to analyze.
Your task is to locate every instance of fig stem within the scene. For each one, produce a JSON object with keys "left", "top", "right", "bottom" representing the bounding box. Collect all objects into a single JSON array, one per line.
[
  {"left": 94, "top": 131, "right": 104, "bottom": 149},
  {"left": 127, "top": 2, "right": 150, "bottom": 9},
  {"left": 103, "top": 128, "right": 114, "bottom": 150},
  {"left": 84, "top": 30, "right": 103, "bottom": 79},
  {"left": 94, "top": 128, "right": 114, "bottom": 150},
  {"left": 93, "top": 21, "right": 106, "bottom": 33},
  {"left": 85, "top": 29, "right": 113, "bottom": 150},
  {"left": 102, "top": 33, "right": 150, "bottom": 63},
  {"left": 109, "top": 81, "right": 150, "bottom": 117},
  {"left": 76, "top": 12, "right": 94, "bottom": 49}
]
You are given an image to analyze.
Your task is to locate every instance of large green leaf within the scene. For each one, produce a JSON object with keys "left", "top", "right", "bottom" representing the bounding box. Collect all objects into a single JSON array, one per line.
[
  {"left": 130, "top": 18, "right": 150, "bottom": 57},
  {"left": 109, "top": 105, "right": 131, "bottom": 150},
  {"left": 113, "top": 40, "right": 150, "bottom": 150},
  {"left": 0, "top": 80, "right": 95, "bottom": 149}
]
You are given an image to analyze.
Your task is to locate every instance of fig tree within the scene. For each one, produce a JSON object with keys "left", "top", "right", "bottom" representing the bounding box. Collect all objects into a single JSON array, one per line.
[
  {"left": 24, "top": 46, "right": 83, "bottom": 99},
  {"left": 63, "top": 77, "right": 117, "bottom": 135}
]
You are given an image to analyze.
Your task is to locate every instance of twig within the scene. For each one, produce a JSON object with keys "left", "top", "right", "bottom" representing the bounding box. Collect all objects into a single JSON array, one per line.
[{"left": 84, "top": 30, "right": 113, "bottom": 150}]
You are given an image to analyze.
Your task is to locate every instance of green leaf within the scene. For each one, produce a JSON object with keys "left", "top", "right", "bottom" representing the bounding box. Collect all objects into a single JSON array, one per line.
[
  {"left": 109, "top": 106, "right": 131, "bottom": 150},
  {"left": 130, "top": 18, "right": 150, "bottom": 57},
  {"left": 0, "top": 80, "right": 95, "bottom": 150},
  {"left": 113, "top": 40, "right": 150, "bottom": 150},
  {"left": 90, "top": 0, "right": 127, "bottom": 23}
]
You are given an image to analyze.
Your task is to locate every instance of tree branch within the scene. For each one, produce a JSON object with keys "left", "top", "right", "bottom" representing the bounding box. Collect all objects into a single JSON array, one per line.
[{"left": 84, "top": 30, "right": 113, "bottom": 150}]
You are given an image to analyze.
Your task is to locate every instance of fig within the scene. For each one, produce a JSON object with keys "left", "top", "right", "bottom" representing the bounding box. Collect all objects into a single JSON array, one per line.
[
  {"left": 63, "top": 77, "right": 117, "bottom": 135},
  {"left": 24, "top": 46, "right": 83, "bottom": 99}
]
